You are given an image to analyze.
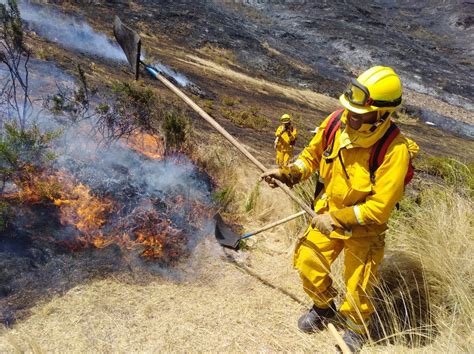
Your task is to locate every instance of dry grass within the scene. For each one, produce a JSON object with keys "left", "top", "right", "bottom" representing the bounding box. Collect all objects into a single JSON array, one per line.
[
  {"left": 262, "top": 41, "right": 315, "bottom": 74},
  {"left": 198, "top": 43, "right": 237, "bottom": 67},
  {"left": 178, "top": 55, "right": 338, "bottom": 112},
  {"left": 1, "top": 130, "right": 472, "bottom": 352},
  {"left": 380, "top": 184, "right": 474, "bottom": 351}
]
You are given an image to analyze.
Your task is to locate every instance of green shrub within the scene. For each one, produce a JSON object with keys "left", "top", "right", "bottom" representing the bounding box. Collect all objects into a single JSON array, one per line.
[
  {"left": 0, "top": 123, "right": 58, "bottom": 184},
  {"left": 162, "top": 109, "right": 190, "bottom": 150},
  {"left": 111, "top": 81, "right": 154, "bottom": 104}
]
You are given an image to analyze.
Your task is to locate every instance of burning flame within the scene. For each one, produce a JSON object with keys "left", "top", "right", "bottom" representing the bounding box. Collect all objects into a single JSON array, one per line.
[
  {"left": 53, "top": 183, "right": 112, "bottom": 235},
  {"left": 115, "top": 208, "right": 187, "bottom": 263},
  {"left": 126, "top": 131, "right": 165, "bottom": 160},
  {"left": 7, "top": 147, "right": 211, "bottom": 264}
]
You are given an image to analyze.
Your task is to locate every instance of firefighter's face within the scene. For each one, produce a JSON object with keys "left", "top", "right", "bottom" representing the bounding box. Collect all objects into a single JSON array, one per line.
[{"left": 347, "top": 110, "right": 377, "bottom": 130}]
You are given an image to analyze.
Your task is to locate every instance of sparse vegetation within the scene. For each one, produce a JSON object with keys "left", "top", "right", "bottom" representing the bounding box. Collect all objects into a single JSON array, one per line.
[
  {"left": 222, "top": 106, "right": 269, "bottom": 130},
  {"left": 222, "top": 96, "right": 241, "bottom": 107},
  {"left": 202, "top": 99, "right": 214, "bottom": 114},
  {"left": 199, "top": 43, "right": 236, "bottom": 66},
  {"left": 0, "top": 0, "right": 31, "bottom": 129}
]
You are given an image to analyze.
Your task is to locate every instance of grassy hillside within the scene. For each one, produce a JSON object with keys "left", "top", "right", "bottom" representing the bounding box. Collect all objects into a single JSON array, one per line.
[{"left": 0, "top": 1, "right": 473, "bottom": 352}]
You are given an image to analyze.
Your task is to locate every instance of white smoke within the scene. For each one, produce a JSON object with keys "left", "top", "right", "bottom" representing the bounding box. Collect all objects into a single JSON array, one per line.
[
  {"left": 153, "top": 61, "right": 190, "bottom": 87},
  {"left": 10, "top": 1, "right": 127, "bottom": 62}
]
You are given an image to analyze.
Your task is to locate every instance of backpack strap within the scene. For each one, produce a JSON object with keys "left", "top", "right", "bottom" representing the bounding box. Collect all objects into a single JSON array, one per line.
[
  {"left": 323, "top": 109, "right": 345, "bottom": 155},
  {"left": 369, "top": 121, "right": 400, "bottom": 182},
  {"left": 313, "top": 109, "right": 344, "bottom": 204}
]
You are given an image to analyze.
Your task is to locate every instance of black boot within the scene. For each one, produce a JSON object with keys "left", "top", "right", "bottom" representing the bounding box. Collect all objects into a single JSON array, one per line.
[
  {"left": 336, "top": 329, "right": 367, "bottom": 353},
  {"left": 297, "top": 303, "right": 336, "bottom": 333}
]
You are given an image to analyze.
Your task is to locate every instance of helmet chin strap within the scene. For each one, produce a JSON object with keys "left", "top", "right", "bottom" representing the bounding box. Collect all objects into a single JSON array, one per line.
[{"left": 369, "top": 111, "right": 390, "bottom": 132}]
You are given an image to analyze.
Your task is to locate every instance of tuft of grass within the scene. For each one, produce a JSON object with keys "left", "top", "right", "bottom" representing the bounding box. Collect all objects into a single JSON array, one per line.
[
  {"left": 416, "top": 156, "right": 473, "bottom": 193},
  {"left": 244, "top": 182, "right": 260, "bottom": 212},
  {"left": 222, "top": 96, "right": 242, "bottom": 107},
  {"left": 212, "top": 186, "right": 235, "bottom": 211},
  {"left": 202, "top": 99, "right": 214, "bottom": 114},
  {"left": 375, "top": 183, "right": 473, "bottom": 351},
  {"left": 199, "top": 43, "right": 236, "bottom": 66}
]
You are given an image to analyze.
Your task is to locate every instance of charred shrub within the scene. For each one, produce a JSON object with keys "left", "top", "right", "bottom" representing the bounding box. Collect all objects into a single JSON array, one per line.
[
  {"left": 111, "top": 81, "right": 157, "bottom": 130},
  {"left": 93, "top": 81, "right": 161, "bottom": 141}
]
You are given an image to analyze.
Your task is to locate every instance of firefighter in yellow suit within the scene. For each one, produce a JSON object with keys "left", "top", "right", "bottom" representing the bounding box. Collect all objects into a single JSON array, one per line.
[
  {"left": 262, "top": 66, "right": 419, "bottom": 352},
  {"left": 274, "top": 114, "right": 297, "bottom": 167}
]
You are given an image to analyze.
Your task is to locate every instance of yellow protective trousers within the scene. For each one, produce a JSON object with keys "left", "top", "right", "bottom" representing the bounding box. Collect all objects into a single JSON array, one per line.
[
  {"left": 294, "top": 226, "right": 385, "bottom": 333},
  {"left": 276, "top": 149, "right": 293, "bottom": 167}
]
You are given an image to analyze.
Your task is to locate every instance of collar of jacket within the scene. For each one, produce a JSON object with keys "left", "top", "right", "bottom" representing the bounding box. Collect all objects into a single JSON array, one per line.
[{"left": 339, "top": 110, "right": 392, "bottom": 149}]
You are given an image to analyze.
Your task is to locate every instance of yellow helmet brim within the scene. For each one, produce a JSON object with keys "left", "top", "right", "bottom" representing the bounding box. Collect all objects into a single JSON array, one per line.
[{"left": 339, "top": 94, "right": 378, "bottom": 114}]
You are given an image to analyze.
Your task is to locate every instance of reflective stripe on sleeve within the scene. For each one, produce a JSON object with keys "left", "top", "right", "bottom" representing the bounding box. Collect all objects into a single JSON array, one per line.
[
  {"left": 354, "top": 205, "right": 364, "bottom": 225},
  {"left": 294, "top": 159, "right": 307, "bottom": 175}
]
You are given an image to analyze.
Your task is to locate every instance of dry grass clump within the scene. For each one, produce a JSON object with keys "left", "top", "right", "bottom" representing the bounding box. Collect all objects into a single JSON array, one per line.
[{"left": 371, "top": 178, "right": 473, "bottom": 351}]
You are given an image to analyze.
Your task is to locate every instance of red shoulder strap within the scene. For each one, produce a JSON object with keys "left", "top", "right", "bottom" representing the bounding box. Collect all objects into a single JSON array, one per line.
[
  {"left": 369, "top": 122, "right": 400, "bottom": 180},
  {"left": 323, "top": 109, "right": 344, "bottom": 150}
]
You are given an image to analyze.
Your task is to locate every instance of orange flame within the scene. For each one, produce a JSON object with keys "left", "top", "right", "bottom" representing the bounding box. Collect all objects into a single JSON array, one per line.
[
  {"left": 126, "top": 131, "right": 165, "bottom": 160},
  {"left": 8, "top": 165, "right": 205, "bottom": 264}
]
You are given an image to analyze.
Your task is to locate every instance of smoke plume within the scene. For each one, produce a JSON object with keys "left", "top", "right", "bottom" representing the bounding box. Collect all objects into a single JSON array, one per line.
[{"left": 9, "top": 1, "right": 127, "bottom": 62}]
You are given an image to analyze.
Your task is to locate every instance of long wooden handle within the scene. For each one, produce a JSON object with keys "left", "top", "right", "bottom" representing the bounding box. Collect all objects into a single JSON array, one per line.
[
  {"left": 327, "top": 323, "right": 351, "bottom": 354},
  {"left": 144, "top": 65, "right": 317, "bottom": 218},
  {"left": 240, "top": 210, "right": 306, "bottom": 240}
]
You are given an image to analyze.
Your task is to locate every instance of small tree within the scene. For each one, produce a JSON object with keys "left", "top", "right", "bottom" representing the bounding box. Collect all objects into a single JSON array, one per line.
[{"left": 0, "top": 0, "right": 31, "bottom": 129}]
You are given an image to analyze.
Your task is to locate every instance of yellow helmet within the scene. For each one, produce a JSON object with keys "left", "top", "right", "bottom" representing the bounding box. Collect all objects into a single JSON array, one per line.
[
  {"left": 280, "top": 113, "right": 292, "bottom": 123},
  {"left": 339, "top": 66, "right": 402, "bottom": 114}
]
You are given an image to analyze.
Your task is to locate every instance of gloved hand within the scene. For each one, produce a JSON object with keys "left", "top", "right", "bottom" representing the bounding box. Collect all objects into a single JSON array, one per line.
[
  {"left": 260, "top": 165, "right": 303, "bottom": 189},
  {"left": 260, "top": 168, "right": 284, "bottom": 188},
  {"left": 311, "top": 213, "right": 335, "bottom": 235}
]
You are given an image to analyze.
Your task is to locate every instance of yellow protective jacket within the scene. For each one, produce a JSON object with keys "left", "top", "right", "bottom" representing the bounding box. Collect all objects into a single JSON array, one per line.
[
  {"left": 293, "top": 110, "right": 416, "bottom": 238},
  {"left": 275, "top": 125, "right": 297, "bottom": 152}
]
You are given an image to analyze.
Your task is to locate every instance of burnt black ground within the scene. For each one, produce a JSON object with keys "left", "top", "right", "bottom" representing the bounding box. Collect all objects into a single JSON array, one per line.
[{"left": 91, "top": 0, "right": 473, "bottom": 136}]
